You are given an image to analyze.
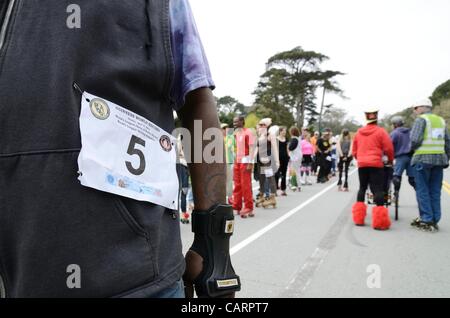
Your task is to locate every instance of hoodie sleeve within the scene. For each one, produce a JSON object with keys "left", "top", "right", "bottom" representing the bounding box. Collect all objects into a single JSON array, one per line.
[
  {"left": 382, "top": 129, "right": 395, "bottom": 162},
  {"left": 352, "top": 134, "right": 358, "bottom": 159},
  {"left": 390, "top": 130, "right": 397, "bottom": 152}
]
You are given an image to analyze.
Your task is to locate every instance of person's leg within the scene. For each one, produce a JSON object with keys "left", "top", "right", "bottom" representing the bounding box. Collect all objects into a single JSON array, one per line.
[
  {"left": 344, "top": 158, "right": 351, "bottom": 188},
  {"left": 325, "top": 159, "right": 332, "bottom": 179},
  {"left": 300, "top": 165, "right": 306, "bottom": 184},
  {"left": 338, "top": 158, "right": 344, "bottom": 185},
  {"left": 259, "top": 168, "right": 265, "bottom": 195},
  {"left": 352, "top": 168, "right": 369, "bottom": 225},
  {"left": 294, "top": 162, "right": 302, "bottom": 190},
  {"left": 232, "top": 163, "right": 242, "bottom": 211},
  {"left": 226, "top": 164, "right": 233, "bottom": 201},
  {"left": 393, "top": 155, "right": 407, "bottom": 192},
  {"left": 414, "top": 163, "right": 433, "bottom": 223},
  {"left": 370, "top": 168, "right": 385, "bottom": 206},
  {"left": 305, "top": 163, "right": 312, "bottom": 185},
  {"left": 369, "top": 168, "right": 391, "bottom": 230},
  {"left": 319, "top": 157, "right": 329, "bottom": 182},
  {"left": 429, "top": 166, "right": 444, "bottom": 225},
  {"left": 312, "top": 155, "right": 318, "bottom": 175},
  {"left": 317, "top": 155, "right": 324, "bottom": 182},
  {"left": 405, "top": 158, "right": 416, "bottom": 189},
  {"left": 269, "top": 175, "right": 277, "bottom": 194},
  {"left": 274, "top": 169, "right": 281, "bottom": 191},
  {"left": 280, "top": 160, "right": 288, "bottom": 192},
  {"left": 264, "top": 175, "right": 270, "bottom": 198},
  {"left": 177, "top": 164, "right": 189, "bottom": 222},
  {"left": 242, "top": 164, "right": 254, "bottom": 211},
  {"left": 357, "top": 168, "right": 370, "bottom": 202}
]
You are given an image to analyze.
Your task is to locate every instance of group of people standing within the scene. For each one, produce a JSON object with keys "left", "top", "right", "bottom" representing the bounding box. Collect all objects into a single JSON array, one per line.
[
  {"left": 351, "top": 99, "right": 450, "bottom": 233},
  {"left": 179, "top": 99, "right": 449, "bottom": 234},
  {"left": 222, "top": 117, "right": 354, "bottom": 218}
]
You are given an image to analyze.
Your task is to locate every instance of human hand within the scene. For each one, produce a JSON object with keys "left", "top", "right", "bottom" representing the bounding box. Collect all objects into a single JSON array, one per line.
[{"left": 183, "top": 249, "right": 235, "bottom": 298}]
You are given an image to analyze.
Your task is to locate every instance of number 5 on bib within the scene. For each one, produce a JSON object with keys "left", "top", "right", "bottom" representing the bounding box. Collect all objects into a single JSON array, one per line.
[{"left": 77, "top": 92, "right": 179, "bottom": 210}]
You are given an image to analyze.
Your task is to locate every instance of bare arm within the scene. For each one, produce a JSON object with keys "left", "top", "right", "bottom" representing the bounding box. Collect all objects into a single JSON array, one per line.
[
  {"left": 178, "top": 87, "right": 226, "bottom": 210},
  {"left": 178, "top": 87, "right": 235, "bottom": 298}
]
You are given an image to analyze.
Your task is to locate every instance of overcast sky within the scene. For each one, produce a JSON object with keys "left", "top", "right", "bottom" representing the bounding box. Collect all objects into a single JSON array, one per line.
[{"left": 189, "top": 0, "right": 450, "bottom": 124}]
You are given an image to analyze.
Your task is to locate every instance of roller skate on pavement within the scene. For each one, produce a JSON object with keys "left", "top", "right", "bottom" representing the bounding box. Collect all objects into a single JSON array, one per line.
[
  {"left": 255, "top": 192, "right": 264, "bottom": 207},
  {"left": 240, "top": 208, "right": 255, "bottom": 218},
  {"left": 262, "top": 194, "right": 277, "bottom": 209}
]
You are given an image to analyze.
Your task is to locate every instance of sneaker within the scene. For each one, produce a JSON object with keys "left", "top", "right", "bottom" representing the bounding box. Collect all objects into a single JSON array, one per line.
[{"left": 432, "top": 223, "right": 440, "bottom": 231}]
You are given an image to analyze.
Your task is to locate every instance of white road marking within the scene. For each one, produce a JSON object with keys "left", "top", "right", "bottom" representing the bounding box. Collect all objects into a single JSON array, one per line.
[{"left": 230, "top": 169, "right": 358, "bottom": 255}]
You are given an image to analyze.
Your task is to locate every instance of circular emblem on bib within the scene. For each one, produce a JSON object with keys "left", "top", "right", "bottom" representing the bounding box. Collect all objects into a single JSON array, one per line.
[
  {"left": 89, "top": 98, "right": 110, "bottom": 120},
  {"left": 160, "top": 135, "right": 172, "bottom": 152}
]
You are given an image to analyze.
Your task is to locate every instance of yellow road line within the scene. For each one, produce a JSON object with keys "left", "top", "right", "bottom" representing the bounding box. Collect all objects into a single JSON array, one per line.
[{"left": 443, "top": 181, "right": 450, "bottom": 195}]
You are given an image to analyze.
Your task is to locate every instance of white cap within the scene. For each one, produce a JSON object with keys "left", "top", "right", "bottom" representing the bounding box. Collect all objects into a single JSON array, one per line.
[
  {"left": 412, "top": 98, "right": 432, "bottom": 109},
  {"left": 258, "top": 118, "right": 272, "bottom": 127},
  {"left": 364, "top": 108, "right": 379, "bottom": 124},
  {"left": 364, "top": 108, "right": 379, "bottom": 114}
]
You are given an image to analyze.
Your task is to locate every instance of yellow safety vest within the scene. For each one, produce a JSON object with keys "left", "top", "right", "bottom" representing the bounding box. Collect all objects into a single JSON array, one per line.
[{"left": 414, "top": 114, "right": 446, "bottom": 155}]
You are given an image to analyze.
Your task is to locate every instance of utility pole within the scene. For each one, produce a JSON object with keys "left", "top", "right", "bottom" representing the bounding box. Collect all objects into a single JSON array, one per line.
[{"left": 318, "top": 86, "right": 326, "bottom": 134}]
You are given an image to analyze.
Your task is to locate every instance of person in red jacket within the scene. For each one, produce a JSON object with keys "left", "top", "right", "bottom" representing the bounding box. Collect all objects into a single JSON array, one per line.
[{"left": 352, "top": 109, "right": 395, "bottom": 230}]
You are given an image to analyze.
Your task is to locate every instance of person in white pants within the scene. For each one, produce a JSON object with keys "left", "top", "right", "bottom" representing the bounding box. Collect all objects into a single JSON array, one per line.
[{"left": 288, "top": 126, "right": 303, "bottom": 191}]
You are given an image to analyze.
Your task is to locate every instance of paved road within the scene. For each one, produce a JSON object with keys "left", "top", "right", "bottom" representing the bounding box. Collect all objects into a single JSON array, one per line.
[{"left": 181, "top": 168, "right": 450, "bottom": 298}]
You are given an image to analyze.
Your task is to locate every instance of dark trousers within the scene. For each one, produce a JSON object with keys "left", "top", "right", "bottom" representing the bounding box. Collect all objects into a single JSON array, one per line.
[
  {"left": 338, "top": 156, "right": 352, "bottom": 185},
  {"left": 312, "top": 155, "right": 318, "bottom": 173},
  {"left": 357, "top": 167, "right": 385, "bottom": 206},
  {"left": 317, "top": 154, "right": 331, "bottom": 181},
  {"left": 176, "top": 164, "right": 189, "bottom": 212},
  {"left": 275, "top": 159, "right": 289, "bottom": 191}
]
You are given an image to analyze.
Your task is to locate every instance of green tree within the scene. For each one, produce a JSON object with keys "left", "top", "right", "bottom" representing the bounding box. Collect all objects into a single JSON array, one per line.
[
  {"left": 216, "top": 95, "right": 247, "bottom": 126},
  {"left": 319, "top": 107, "right": 361, "bottom": 135},
  {"left": 434, "top": 99, "right": 450, "bottom": 124},
  {"left": 251, "top": 103, "right": 295, "bottom": 129},
  {"left": 431, "top": 79, "right": 450, "bottom": 107},
  {"left": 244, "top": 113, "right": 260, "bottom": 129},
  {"left": 254, "top": 46, "right": 344, "bottom": 129}
]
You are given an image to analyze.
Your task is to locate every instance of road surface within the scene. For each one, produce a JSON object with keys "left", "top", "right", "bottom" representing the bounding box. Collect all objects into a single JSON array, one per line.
[{"left": 181, "top": 168, "right": 450, "bottom": 298}]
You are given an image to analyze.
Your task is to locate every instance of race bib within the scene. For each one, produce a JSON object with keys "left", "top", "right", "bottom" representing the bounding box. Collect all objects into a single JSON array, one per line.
[
  {"left": 77, "top": 92, "right": 179, "bottom": 210},
  {"left": 326, "top": 156, "right": 332, "bottom": 162}
]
